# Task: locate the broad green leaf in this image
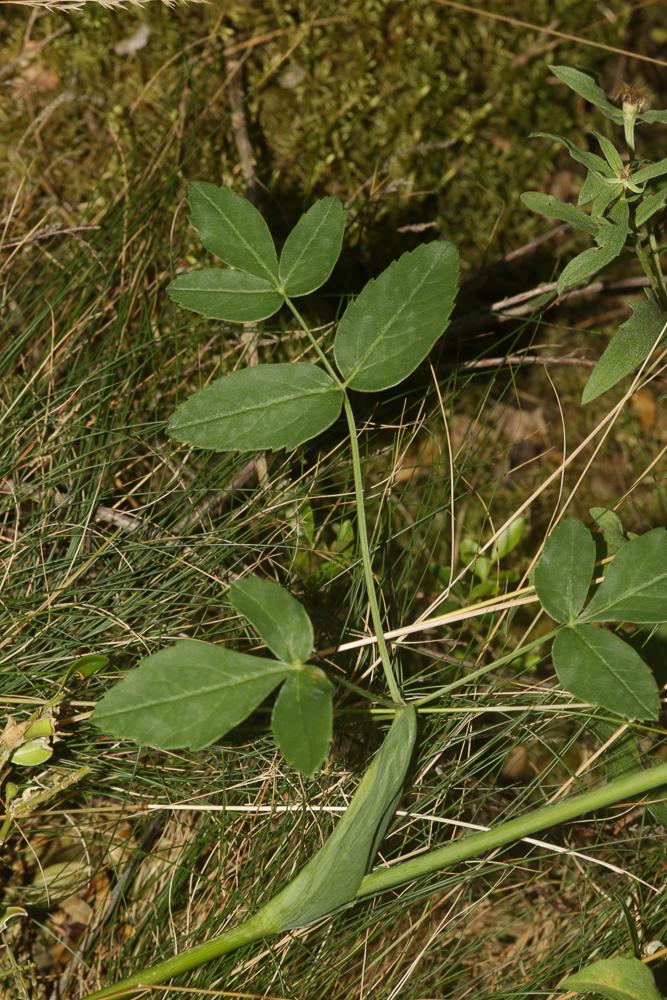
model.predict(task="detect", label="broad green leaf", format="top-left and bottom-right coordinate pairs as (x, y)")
top-left (255, 706), bottom-right (416, 932)
top-left (579, 170), bottom-right (611, 206)
top-left (550, 66), bottom-right (624, 124)
top-left (534, 519), bottom-right (596, 624)
top-left (188, 182), bottom-right (279, 281)
top-left (636, 185), bottom-right (667, 226)
top-left (168, 270), bottom-right (284, 322)
top-left (279, 197), bottom-right (345, 297)
top-left (632, 156), bottom-right (667, 186)
top-left (92, 640), bottom-right (289, 750)
top-left (168, 363), bottom-right (344, 452)
top-left (557, 200), bottom-right (628, 295)
top-left (589, 507), bottom-right (627, 555)
top-left (532, 131), bottom-right (612, 177)
top-left (272, 667), bottom-right (333, 775)
top-left (582, 528), bottom-right (667, 624)
top-left (334, 242), bottom-right (459, 391)
top-left (229, 575), bottom-right (314, 664)
top-left (562, 956), bottom-right (662, 1000)
top-left (591, 131), bottom-right (624, 174)
top-left (590, 182), bottom-right (624, 219)
top-left (552, 625), bottom-right (659, 719)
top-left (520, 192), bottom-right (599, 236)
top-left (582, 294), bottom-right (667, 403)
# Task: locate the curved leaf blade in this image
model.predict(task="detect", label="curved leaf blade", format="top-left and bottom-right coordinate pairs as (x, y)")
top-left (229, 575), bottom-right (314, 664)
top-left (557, 200), bottom-right (628, 295)
top-left (91, 640), bottom-right (289, 750)
top-left (168, 270), bottom-right (284, 322)
top-left (257, 706), bottom-right (417, 931)
top-left (552, 625), bottom-right (659, 720)
top-left (279, 197), bottom-right (345, 297)
top-left (534, 518), bottom-right (596, 624)
top-left (272, 667), bottom-right (333, 775)
top-left (168, 363), bottom-right (344, 452)
top-left (532, 131), bottom-right (612, 176)
top-left (582, 294), bottom-right (667, 403)
top-left (334, 242), bottom-right (459, 391)
top-left (188, 182), bottom-right (279, 281)
top-left (582, 528), bottom-right (667, 624)
top-left (549, 66), bottom-right (624, 124)
top-left (562, 956), bottom-right (662, 1000)
top-left (521, 192), bottom-right (599, 236)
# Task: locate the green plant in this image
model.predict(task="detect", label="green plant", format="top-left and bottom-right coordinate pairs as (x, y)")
top-left (82, 134), bottom-right (667, 994)
top-left (521, 65), bottom-right (667, 403)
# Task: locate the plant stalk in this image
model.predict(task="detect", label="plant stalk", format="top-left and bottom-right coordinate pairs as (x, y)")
top-left (81, 761), bottom-right (667, 999)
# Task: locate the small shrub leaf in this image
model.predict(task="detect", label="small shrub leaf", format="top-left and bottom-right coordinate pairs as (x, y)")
top-left (631, 156), bottom-right (667, 185)
top-left (562, 956), bottom-right (662, 1000)
top-left (549, 66), bottom-right (624, 124)
top-left (167, 363), bottom-right (344, 452)
top-left (92, 640), bottom-right (289, 750)
top-left (590, 131), bottom-right (624, 174)
top-left (641, 109), bottom-right (667, 124)
top-left (271, 668), bottom-right (333, 775)
top-left (534, 518), bottom-right (596, 623)
top-left (229, 575), bottom-right (314, 664)
top-left (531, 131), bottom-right (612, 176)
top-left (334, 242), bottom-right (459, 391)
top-left (188, 182), bottom-right (279, 281)
top-left (255, 706), bottom-right (416, 931)
top-left (582, 293), bottom-right (667, 403)
top-left (557, 200), bottom-right (628, 295)
top-left (552, 625), bottom-right (659, 719)
top-left (279, 197), bottom-right (345, 296)
top-left (168, 270), bottom-right (284, 322)
top-left (520, 192), bottom-right (599, 236)
top-left (636, 185), bottom-right (667, 226)
top-left (582, 528), bottom-right (667, 624)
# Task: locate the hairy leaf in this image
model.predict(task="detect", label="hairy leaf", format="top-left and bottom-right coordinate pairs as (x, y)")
top-left (229, 575), bottom-right (314, 664)
top-left (641, 108), bottom-right (667, 124)
top-left (591, 131), bottom-right (624, 174)
top-left (272, 668), bottom-right (333, 775)
top-left (168, 363), bottom-right (344, 452)
top-left (636, 185), bottom-right (667, 226)
top-left (92, 640), bottom-right (289, 750)
top-left (334, 242), bottom-right (459, 391)
top-left (256, 706), bottom-right (417, 931)
top-left (632, 157), bottom-right (667, 185)
top-left (552, 626), bottom-right (659, 720)
top-left (188, 182), bottom-right (279, 281)
top-left (280, 197), bottom-right (345, 297)
top-left (521, 192), bottom-right (599, 235)
top-left (582, 294), bottom-right (667, 403)
top-left (550, 65), bottom-right (624, 124)
top-left (532, 131), bottom-right (612, 177)
top-left (534, 519), bottom-right (596, 623)
top-left (168, 270), bottom-right (283, 322)
top-left (582, 528), bottom-right (667, 624)
top-left (558, 200), bottom-right (628, 294)
top-left (562, 956), bottom-right (662, 1000)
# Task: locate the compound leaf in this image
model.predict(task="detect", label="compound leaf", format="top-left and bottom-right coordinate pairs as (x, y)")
top-left (582, 293), bottom-right (667, 403)
top-left (92, 639), bottom-right (289, 750)
top-left (168, 363), bottom-right (344, 452)
top-left (229, 575), bottom-right (314, 665)
top-left (272, 667), bottom-right (333, 775)
top-left (168, 270), bottom-right (283, 322)
top-left (534, 518), bottom-right (596, 624)
top-left (552, 625), bottom-right (659, 720)
top-left (582, 528), bottom-right (667, 624)
top-left (188, 181), bottom-right (279, 281)
top-left (562, 956), bottom-right (662, 1000)
top-left (334, 242), bottom-right (459, 391)
top-left (557, 200), bottom-right (628, 295)
top-left (550, 65), bottom-right (624, 124)
top-left (521, 192), bottom-right (599, 236)
top-left (257, 706), bottom-right (417, 932)
top-left (280, 197), bottom-right (345, 297)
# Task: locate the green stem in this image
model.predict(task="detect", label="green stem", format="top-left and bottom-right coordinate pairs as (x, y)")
top-left (647, 226), bottom-right (667, 310)
top-left (284, 297), bottom-right (402, 704)
top-left (81, 761), bottom-right (667, 999)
